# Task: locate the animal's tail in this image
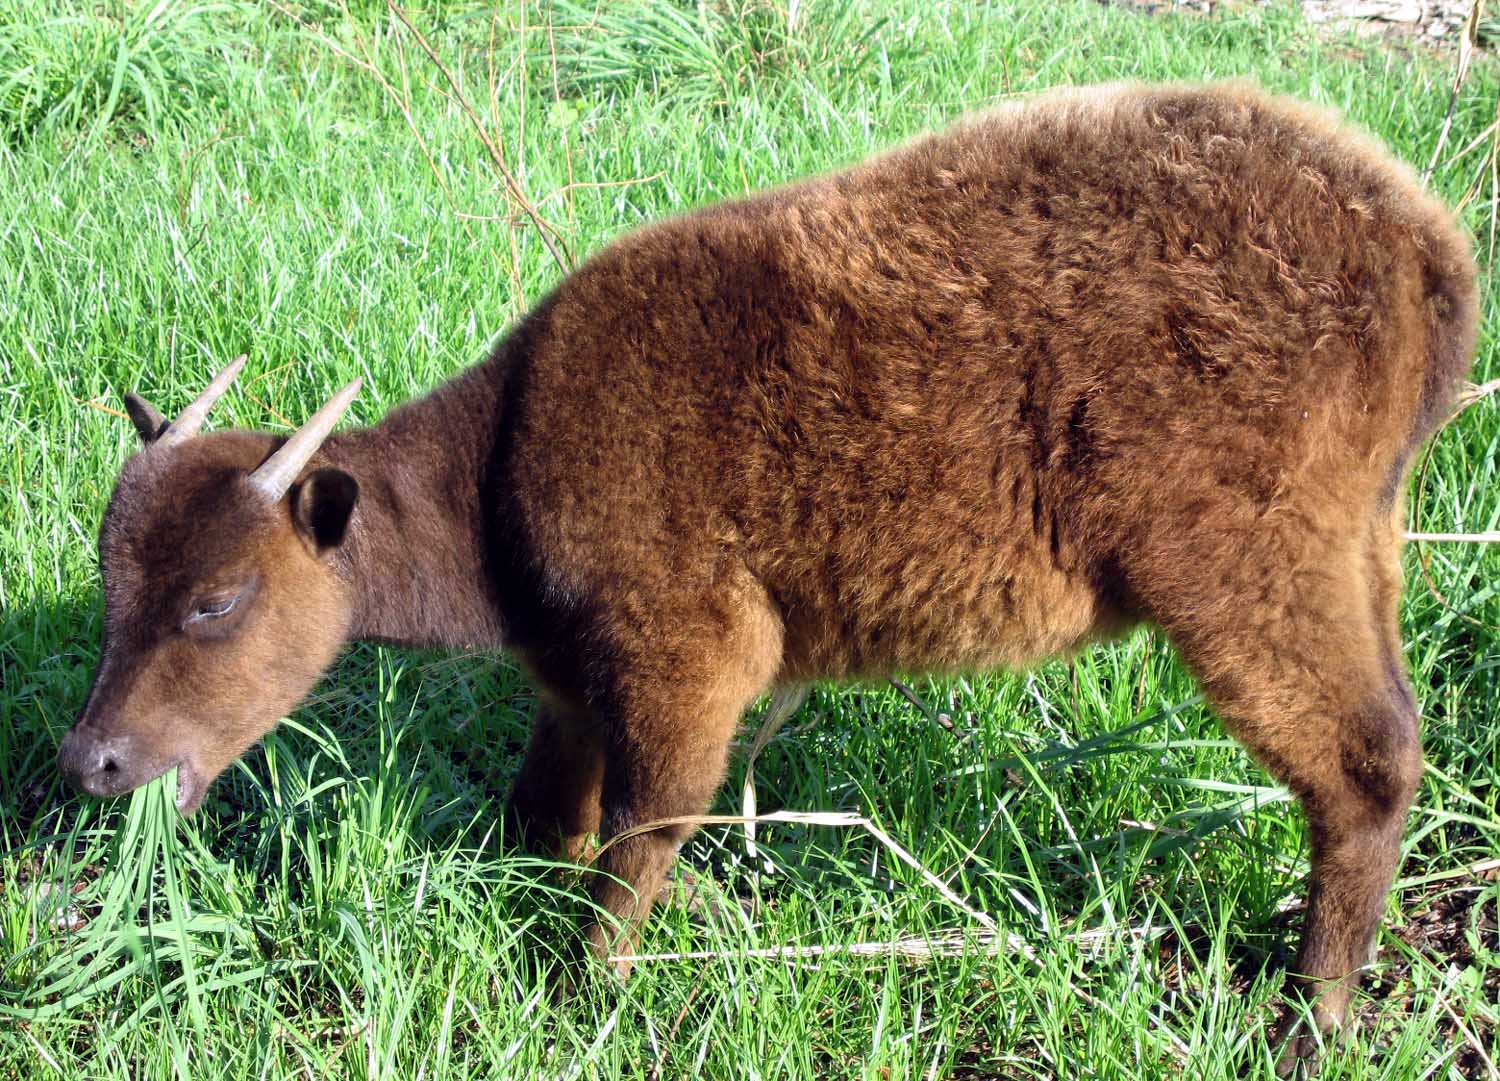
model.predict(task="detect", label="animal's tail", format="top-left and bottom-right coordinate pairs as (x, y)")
top-left (1409, 231), bottom-right (1480, 448)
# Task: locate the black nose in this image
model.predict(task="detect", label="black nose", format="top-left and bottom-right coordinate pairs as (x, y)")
top-left (58, 728), bottom-right (139, 797)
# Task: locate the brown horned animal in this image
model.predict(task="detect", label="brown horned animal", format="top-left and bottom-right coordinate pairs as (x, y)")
top-left (60, 83), bottom-right (1476, 1071)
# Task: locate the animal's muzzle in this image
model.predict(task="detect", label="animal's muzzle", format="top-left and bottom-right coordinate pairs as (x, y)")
top-left (58, 727), bottom-right (150, 797)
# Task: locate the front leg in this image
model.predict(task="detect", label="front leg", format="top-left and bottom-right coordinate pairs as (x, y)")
top-left (584, 585), bottom-right (784, 972)
top-left (505, 694), bottom-right (605, 862)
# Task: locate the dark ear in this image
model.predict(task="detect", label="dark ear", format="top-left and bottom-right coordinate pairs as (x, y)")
top-left (291, 468), bottom-right (359, 552)
top-left (123, 393), bottom-right (168, 444)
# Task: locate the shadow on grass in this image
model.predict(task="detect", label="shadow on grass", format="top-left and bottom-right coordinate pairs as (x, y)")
top-left (0, 592), bottom-right (98, 836)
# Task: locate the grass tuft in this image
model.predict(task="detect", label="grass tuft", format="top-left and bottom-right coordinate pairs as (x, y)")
top-left (0, 0), bottom-right (248, 146)
top-left (548, 0), bottom-right (890, 105)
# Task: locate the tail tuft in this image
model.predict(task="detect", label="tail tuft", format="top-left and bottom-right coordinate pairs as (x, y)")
top-left (1413, 248), bottom-right (1480, 442)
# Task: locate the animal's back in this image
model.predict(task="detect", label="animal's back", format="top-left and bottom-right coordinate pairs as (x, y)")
top-left (505, 81), bottom-right (1477, 680)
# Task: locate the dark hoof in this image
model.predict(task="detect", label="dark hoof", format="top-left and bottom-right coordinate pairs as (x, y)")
top-left (1270, 1011), bottom-right (1341, 1078)
top-left (1273, 1026), bottom-right (1321, 1078)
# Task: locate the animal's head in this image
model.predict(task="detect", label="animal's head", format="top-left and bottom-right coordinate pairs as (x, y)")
top-left (59, 358), bottom-right (364, 813)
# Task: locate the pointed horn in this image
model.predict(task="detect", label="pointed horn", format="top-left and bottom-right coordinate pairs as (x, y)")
top-left (247, 377), bottom-right (362, 502)
top-left (156, 354), bottom-right (247, 449)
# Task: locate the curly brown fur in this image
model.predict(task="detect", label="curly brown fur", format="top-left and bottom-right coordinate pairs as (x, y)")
top-left (62, 82), bottom-right (1477, 1071)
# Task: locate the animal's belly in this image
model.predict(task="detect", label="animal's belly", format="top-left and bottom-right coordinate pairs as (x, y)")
top-left (771, 549), bottom-right (1114, 682)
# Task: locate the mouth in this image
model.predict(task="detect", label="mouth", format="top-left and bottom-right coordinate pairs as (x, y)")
top-left (172, 760), bottom-right (210, 814)
top-left (138, 758), bottom-right (211, 814)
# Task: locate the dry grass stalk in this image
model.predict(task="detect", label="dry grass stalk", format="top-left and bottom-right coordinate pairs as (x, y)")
top-left (889, 677), bottom-right (957, 731)
top-left (264, 0), bottom-right (510, 294)
top-left (269, 0), bottom-right (575, 310)
top-left (1399, 855), bottom-right (1500, 889)
top-left (739, 685), bottom-right (810, 867)
top-left (622, 922), bottom-right (1172, 966)
top-left (1424, 0), bottom-right (1485, 184)
top-left (1438, 991), bottom-right (1498, 1079)
top-left (621, 929), bottom-right (1016, 965)
top-left (596, 808), bottom-right (1005, 937)
top-left (385, 2), bottom-right (574, 275)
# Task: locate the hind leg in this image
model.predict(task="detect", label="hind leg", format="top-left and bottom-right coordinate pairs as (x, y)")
top-left (1133, 520), bottom-right (1421, 1071)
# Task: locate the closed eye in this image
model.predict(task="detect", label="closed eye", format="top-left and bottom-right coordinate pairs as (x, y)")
top-left (181, 577), bottom-right (258, 635)
top-left (188, 595), bottom-right (238, 623)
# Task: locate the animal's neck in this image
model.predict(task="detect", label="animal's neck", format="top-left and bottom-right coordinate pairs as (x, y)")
top-left (321, 360), bottom-right (509, 650)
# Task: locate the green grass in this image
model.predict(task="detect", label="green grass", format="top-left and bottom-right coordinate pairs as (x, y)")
top-left (2, 1), bottom-right (1498, 1077)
